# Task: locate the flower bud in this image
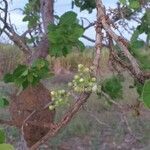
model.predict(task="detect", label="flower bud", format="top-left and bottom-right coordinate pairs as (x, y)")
top-left (84, 67), bottom-right (90, 72)
top-left (51, 91), bottom-right (55, 96)
top-left (78, 64), bottom-right (84, 69)
top-left (49, 105), bottom-right (55, 110)
top-left (60, 90), bottom-right (65, 94)
top-left (92, 84), bottom-right (98, 92)
top-left (79, 78), bottom-right (84, 82)
top-left (74, 75), bottom-right (79, 80)
top-left (68, 82), bottom-right (72, 87)
top-left (91, 77), bottom-right (96, 82)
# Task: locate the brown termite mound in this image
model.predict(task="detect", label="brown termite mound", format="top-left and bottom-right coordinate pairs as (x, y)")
top-left (9, 83), bottom-right (55, 147)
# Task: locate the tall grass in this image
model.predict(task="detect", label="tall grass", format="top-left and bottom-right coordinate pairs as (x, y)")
top-left (46, 49), bottom-right (93, 73)
top-left (0, 44), bottom-right (24, 79)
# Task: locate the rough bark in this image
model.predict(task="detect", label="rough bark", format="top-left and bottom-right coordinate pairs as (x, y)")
top-left (40, 0), bottom-right (54, 33)
top-left (28, 0), bottom-right (54, 63)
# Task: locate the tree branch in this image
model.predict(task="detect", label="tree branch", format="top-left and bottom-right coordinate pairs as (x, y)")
top-left (0, 0), bottom-right (8, 35)
top-left (82, 35), bottom-right (95, 43)
top-left (29, 92), bottom-right (90, 150)
top-left (97, 0), bottom-right (148, 84)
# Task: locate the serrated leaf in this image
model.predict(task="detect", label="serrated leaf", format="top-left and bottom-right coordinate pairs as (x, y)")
top-left (59, 11), bottom-right (77, 24)
top-left (142, 80), bottom-right (150, 108)
top-left (48, 11), bottom-right (85, 57)
top-left (13, 65), bottom-right (28, 78)
top-left (21, 69), bottom-right (29, 76)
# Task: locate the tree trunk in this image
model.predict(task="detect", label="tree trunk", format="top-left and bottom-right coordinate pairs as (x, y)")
top-left (9, 0), bottom-right (56, 148)
top-left (29, 0), bottom-right (54, 63)
top-left (40, 0), bottom-right (54, 33)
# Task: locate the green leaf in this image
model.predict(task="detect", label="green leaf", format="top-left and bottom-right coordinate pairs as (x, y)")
top-left (0, 144), bottom-right (14, 150)
top-left (102, 76), bottom-right (123, 99)
top-left (21, 69), bottom-right (29, 76)
top-left (48, 11), bottom-right (85, 57)
top-left (3, 74), bottom-right (14, 83)
top-left (0, 129), bottom-right (5, 144)
top-left (129, 0), bottom-right (140, 9)
top-left (142, 80), bottom-right (150, 108)
top-left (131, 40), bottom-right (145, 49)
top-left (13, 65), bottom-right (28, 78)
top-left (73, 0), bottom-right (96, 13)
top-left (76, 40), bottom-right (85, 51)
top-left (120, 0), bottom-right (127, 5)
top-left (59, 11), bottom-right (77, 24)
top-left (0, 98), bottom-right (9, 108)
top-left (22, 80), bottom-right (29, 90)
top-left (32, 59), bottom-right (48, 69)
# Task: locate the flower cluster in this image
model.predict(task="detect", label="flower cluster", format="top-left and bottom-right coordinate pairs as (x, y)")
top-left (68, 64), bottom-right (97, 92)
top-left (49, 64), bottom-right (99, 111)
top-left (49, 90), bottom-right (69, 110)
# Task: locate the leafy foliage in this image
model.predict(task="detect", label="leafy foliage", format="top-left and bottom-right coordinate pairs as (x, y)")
top-left (134, 80), bottom-right (144, 98)
top-left (23, 0), bottom-right (40, 28)
top-left (131, 9), bottom-right (150, 45)
top-left (129, 9), bottom-right (150, 70)
top-left (0, 129), bottom-right (5, 144)
top-left (0, 130), bottom-right (14, 150)
top-left (72, 0), bottom-right (96, 13)
top-left (119, 0), bottom-right (141, 10)
top-left (102, 76), bottom-right (123, 99)
top-left (142, 80), bottom-right (150, 108)
top-left (129, 46), bottom-right (150, 70)
top-left (4, 59), bottom-right (50, 89)
top-left (0, 97), bottom-right (9, 108)
top-left (48, 11), bottom-right (85, 57)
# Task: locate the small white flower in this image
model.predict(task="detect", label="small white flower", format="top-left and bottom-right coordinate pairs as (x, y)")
top-left (68, 82), bottom-right (72, 87)
top-left (49, 105), bottom-right (55, 110)
top-left (78, 64), bottom-right (84, 69)
top-left (84, 67), bottom-right (90, 72)
top-left (74, 75), bottom-right (79, 79)
top-left (79, 78), bottom-right (84, 82)
top-left (91, 77), bottom-right (96, 82)
top-left (60, 90), bottom-right (65, 94)
top-left (51, 91), bottom-right (55, 96)
top-left (92, 84), bottom-right (98, 92)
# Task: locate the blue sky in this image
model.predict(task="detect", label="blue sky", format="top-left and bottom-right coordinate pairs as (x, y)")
top-left (2, 0), bottom-right (132, 45)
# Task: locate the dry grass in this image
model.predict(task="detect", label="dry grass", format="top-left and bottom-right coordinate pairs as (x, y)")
top-left (0, 44), bottom-right (24, 79)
